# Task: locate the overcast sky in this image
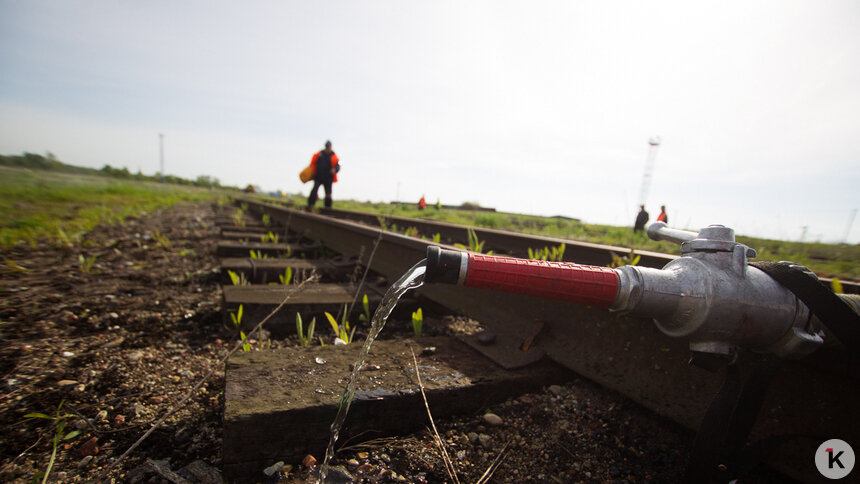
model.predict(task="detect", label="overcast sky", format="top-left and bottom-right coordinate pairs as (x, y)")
top-left (1, 1), bottom-right (858, 243)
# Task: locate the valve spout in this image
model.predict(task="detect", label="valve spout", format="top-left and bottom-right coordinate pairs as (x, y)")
top-left (647, 221), bottom-right (698, 245)
top-left (425, 246), bottom-right (620, 308)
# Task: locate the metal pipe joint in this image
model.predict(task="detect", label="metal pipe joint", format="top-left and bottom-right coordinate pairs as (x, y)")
top-left (614, 223), bottom-right (823, 358)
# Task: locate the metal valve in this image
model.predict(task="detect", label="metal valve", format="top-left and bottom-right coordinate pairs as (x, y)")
top-left (613, 222), bottom-right (824, 359)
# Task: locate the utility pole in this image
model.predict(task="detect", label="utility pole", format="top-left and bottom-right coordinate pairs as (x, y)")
top-left (843, 208), bottom-right (858, 244)
top-left (159, 133), bottom-right (165, 183)
top-left (638, 137), bottom-right (661, 207)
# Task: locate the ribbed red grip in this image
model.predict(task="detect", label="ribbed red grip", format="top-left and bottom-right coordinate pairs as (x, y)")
top-left (464, 254), bottom-right (619, 307)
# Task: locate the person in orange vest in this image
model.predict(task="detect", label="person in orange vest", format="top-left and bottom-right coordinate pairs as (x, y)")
top-left (418, 195), bottom-right (426, 210)
top-left (307, 140), bottom-right (340, 208)
top-left (657, 205), bottom-right (668, 224)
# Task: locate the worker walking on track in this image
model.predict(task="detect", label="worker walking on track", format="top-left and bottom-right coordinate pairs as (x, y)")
top-left (307, 140), bottom-right (340, 208)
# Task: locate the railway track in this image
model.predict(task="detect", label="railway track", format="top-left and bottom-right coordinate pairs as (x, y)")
top-left (218, 198), bottom-right (859, 482)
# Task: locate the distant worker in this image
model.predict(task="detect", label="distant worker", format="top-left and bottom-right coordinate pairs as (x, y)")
top-left (307, 140), bottom-right (340, 208)
top-left (657, 205), bottom-right (668, 224)
top-left (435, 198), bottom-right (441, 211)
top-left (634, 205), bottom-right (649, 232)
top-left (418, 195), bottom-right (426, 210)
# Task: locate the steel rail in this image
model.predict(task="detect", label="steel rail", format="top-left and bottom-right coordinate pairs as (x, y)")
top-left (319, 207), bottom-right (677, 268)
top-left (241, 198), bottom-right (858, 482)
top-left (314, 205), bottom-right (860, 295)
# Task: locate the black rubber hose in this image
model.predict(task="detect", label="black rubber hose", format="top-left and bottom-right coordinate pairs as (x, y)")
top-left (425, 246), bottom-right (464, 284)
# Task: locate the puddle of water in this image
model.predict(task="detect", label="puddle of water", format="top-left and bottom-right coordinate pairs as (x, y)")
top-left (317, 259), bottom-right (427, 483)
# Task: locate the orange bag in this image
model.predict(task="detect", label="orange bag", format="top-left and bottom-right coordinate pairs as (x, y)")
top-left (299, 164), bottom-right (314, 183)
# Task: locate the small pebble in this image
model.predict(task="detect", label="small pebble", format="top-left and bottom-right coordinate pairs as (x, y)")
top-left (302, 454), bottom-right (317, 468)
top-left (57, 380), bottom-right (78, 390)
top-left (262, 461), bottom-right (284, 477)
top-left (78, 455), bottom-right (94, 469)
top-left (548, 385), bottom-right (564, 396)
top-left (357, 451), bottom-right (369, 459)
top-left (346, 458), bottom-right (359, 470)
top-left (78, 437), bottom-right (99, 457)
top-left (482, 413), bottom-right (503, 426)
top-left (478, 433), bottom-right (492, 449)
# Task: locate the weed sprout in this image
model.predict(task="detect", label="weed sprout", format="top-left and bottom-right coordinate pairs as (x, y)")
top-left (229, 305), bottom-right (250, 352)
top-left (296, 313), bottom-right (316, 346)
top-left (24, 400), bottom-right (82, 484)
top-left (412, 308), bottom-right (423, 338)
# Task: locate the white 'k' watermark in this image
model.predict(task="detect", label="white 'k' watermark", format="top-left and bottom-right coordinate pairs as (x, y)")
top-left (815, 439), bottom-right (855, 480)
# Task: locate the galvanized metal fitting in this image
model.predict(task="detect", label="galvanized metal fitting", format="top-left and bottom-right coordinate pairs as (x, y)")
top-left (612, 223), bottom-right (824, 359)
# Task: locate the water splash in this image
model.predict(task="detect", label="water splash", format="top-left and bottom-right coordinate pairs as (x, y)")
top-left (317, 259), bottom-right (427, 483)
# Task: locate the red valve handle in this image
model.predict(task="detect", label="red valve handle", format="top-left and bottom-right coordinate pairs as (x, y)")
top-left (464, 253), bottom-right (619, 307)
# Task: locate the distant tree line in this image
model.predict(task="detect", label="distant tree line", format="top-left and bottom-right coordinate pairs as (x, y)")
top-left (0, 152), bottom-right (225, 188)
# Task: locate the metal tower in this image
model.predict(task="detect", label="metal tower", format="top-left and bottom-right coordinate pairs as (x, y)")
top-left (159, 133), bottom-right (165, 183)
top-left (638, 136), bottom-right (661, 206)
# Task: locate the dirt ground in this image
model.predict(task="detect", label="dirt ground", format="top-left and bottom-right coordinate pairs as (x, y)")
top-left (0, 201), bottom-right (786, 483)
top-left (1, 202), bottom-right (227, 482)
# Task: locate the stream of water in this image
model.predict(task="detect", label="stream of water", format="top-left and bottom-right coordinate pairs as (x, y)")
top-left (317, 259), bottom-right (427, 483)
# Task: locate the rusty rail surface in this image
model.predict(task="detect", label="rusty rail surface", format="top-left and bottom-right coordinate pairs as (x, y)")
top-left (239, 198), bottom-right (858, 482)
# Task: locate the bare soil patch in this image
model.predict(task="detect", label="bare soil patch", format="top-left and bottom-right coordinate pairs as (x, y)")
top-left (1, 201), bottom-right (226, 482)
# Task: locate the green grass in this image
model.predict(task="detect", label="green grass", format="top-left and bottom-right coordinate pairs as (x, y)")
top-left (0, 166), bottom-right (218, 248)
top-left (257, 192), bottom-right (859, 280)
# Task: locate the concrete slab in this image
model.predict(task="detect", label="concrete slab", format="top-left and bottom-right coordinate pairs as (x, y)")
top-left (220, 258), bottom-right (349, 284)
top-left (222, 283), bottom-right (384, 336)
top-left (220, 230), bottom-right (277, 241)
top-left (223, 283), bottom-right (375, 306)
top-left (216, 240), bottom-right (316, 258)
top-left (218, 224), bottom-right (274, 234)
top-left (222, 336), bottom-right (574, 482)
top-left (214, 218), bottom-right (268, 228)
